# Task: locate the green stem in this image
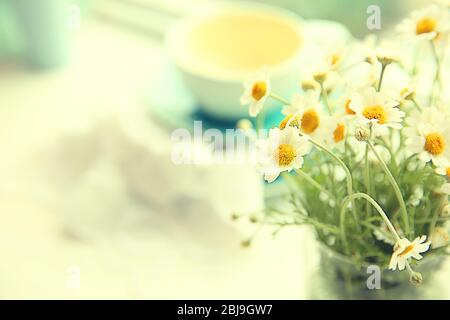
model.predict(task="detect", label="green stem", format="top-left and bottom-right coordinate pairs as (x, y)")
top-left (306, 136), bottom-right (357, 223)
top-left (412, 98), bottom-right (423, 112)
top-left (429, 40), bottom-right (441, 105)
top-left (364, 144), bottom-right (372, 217)
top-left (295, 169), bottom-right (336, 201)
top-left (320, 83), bottom-right (332, 114)
top-left (256, 108), bottom-right (266, 131)
top-left (269, 93), bottom-right (290, 105)
top-left (340, 192), bottom-right (401, 254)
top-left (367, 141), bottom-right (410, 236)
top-left (377, 63), bottom-right (387, 92)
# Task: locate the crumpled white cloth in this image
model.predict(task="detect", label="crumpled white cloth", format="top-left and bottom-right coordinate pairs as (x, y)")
top-left (34, 110), bottom-right (264, 259)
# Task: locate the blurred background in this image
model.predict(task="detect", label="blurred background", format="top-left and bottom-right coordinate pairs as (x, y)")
top-left (0, 0), bottom-right (446, 299)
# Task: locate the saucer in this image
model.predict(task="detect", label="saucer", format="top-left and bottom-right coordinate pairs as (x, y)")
top-left (147, 59), bottom-right (285, 132)
top-left (147, 19), bottom-right (351, 131)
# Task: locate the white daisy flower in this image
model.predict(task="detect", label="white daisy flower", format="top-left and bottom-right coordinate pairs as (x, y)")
top-left (256, 126), bottom-right (311, 183)
top-left (280, 92), bottom-right (328, 143)
top-left (336, 85), bottom-right (365, 119)
top-left (240, 67), bottom-right (271, 117)
top-left (397, 5), bottom-right (450, 40)
top-left (389, 235), bottom-right (431, 271)
top-left (318, 116), bottom-right (347, 152)
top-left (405, 105), bottom-right (450, 134)
top-left (349, 87), bottom-right (404, 136)
top-left (430, 227), bottom-right (449, 249)
top-left (325, 46), bottom-right (348, 71)
top-left (406, 121), bottom-right (450, 167)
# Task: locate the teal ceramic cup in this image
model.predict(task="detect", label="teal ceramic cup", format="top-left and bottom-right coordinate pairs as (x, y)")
top-left (9, 0), bottom-right (69, 69)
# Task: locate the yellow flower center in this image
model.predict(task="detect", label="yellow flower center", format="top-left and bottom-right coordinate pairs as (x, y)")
top-left (301, 109), bottom-right (320, 134)
top-left (398, 244), bottom-right (415, 257)
top-left (416, 17), bottom-right (436, 35)
top-left (328, 54), bottom-right (341, 67)
top-left (279, 114), bottom-right (301, 130)
top-left (251, 81), bottom-right (267, 101)
top-left (333, 123), bottom-right (346, 143)
top-left (446, 167), bottom-right (450, 178)
top-left (362, 105), bottom-right (387, 124)
top-left (424, 133), bottom-right (446, 155)
top-left (344, 99), bottom-right (356, 115)
top-left (277, 143), bottom-right (296, 166)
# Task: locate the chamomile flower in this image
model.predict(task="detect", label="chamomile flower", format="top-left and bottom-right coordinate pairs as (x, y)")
top-left (389, 235), bottom-right (431, 271)
top-left (280, 92), bottom-right (327, 143)
top-left (325, 46), bottom-right (348, 71)
top-left (319, 116), bottom-right (347, 152)
top-left (336, 85), bottom-right (363, 119)
top-left (240, 67), bottom-right (271, 117)
top-left (406, 121), bottom-right (450, 167)
top-left (397, 5), bottom-right (450, 40)
top-left (256, 126), bottom-right (311, 183)
top-left (349, 87), bottom-right (404, 136)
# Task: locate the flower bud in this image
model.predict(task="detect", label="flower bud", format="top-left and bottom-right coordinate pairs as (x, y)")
top-left (400, 87), bottom-right (415, 101)
top-left (409, 271), bottom-right (423, 286)
top-left (376, 49), bottom-right (396, 66)
top-left (313, 71), bottom-right (327, 84)
top-left (301, 79), bottom-right (318, 91)
top-left (355, 126), bottom-right (370, 142)
top-left (241, 239), bottom-right (251, 248)
top-left (230, 213), bottom-right (240, 221)
top-left (377, 55), bottom-right (393, 66)
top-left (236, 119), bottom-right (253, 131)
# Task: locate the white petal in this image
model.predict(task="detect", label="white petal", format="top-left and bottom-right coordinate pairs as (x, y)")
top-left (293, 156), bottom-right (304, 169)
top-left (398, 257), bottom-right (407, 271)
top-left (408, 136), bottom-right (425, 153)
top-left (418, 151), bottom-right (431, 163)
top-left (412, 252), bottom-right (423, 260)
top-left (389, 254), bottom-right (398, 270)
top-left (240, 92), bottom-right (252, 105)
top-left (249, 100), bottom-right (264, 117)
top-left (264, 172), bottom-right (280, 183)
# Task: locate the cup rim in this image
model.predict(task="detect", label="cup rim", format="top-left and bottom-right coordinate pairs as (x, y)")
top-left (165, 1), bottom-right (304, 83)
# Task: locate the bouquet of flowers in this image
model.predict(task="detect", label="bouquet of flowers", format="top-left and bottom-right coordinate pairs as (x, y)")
top-left (237, 3), bottom-right (450, 292)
